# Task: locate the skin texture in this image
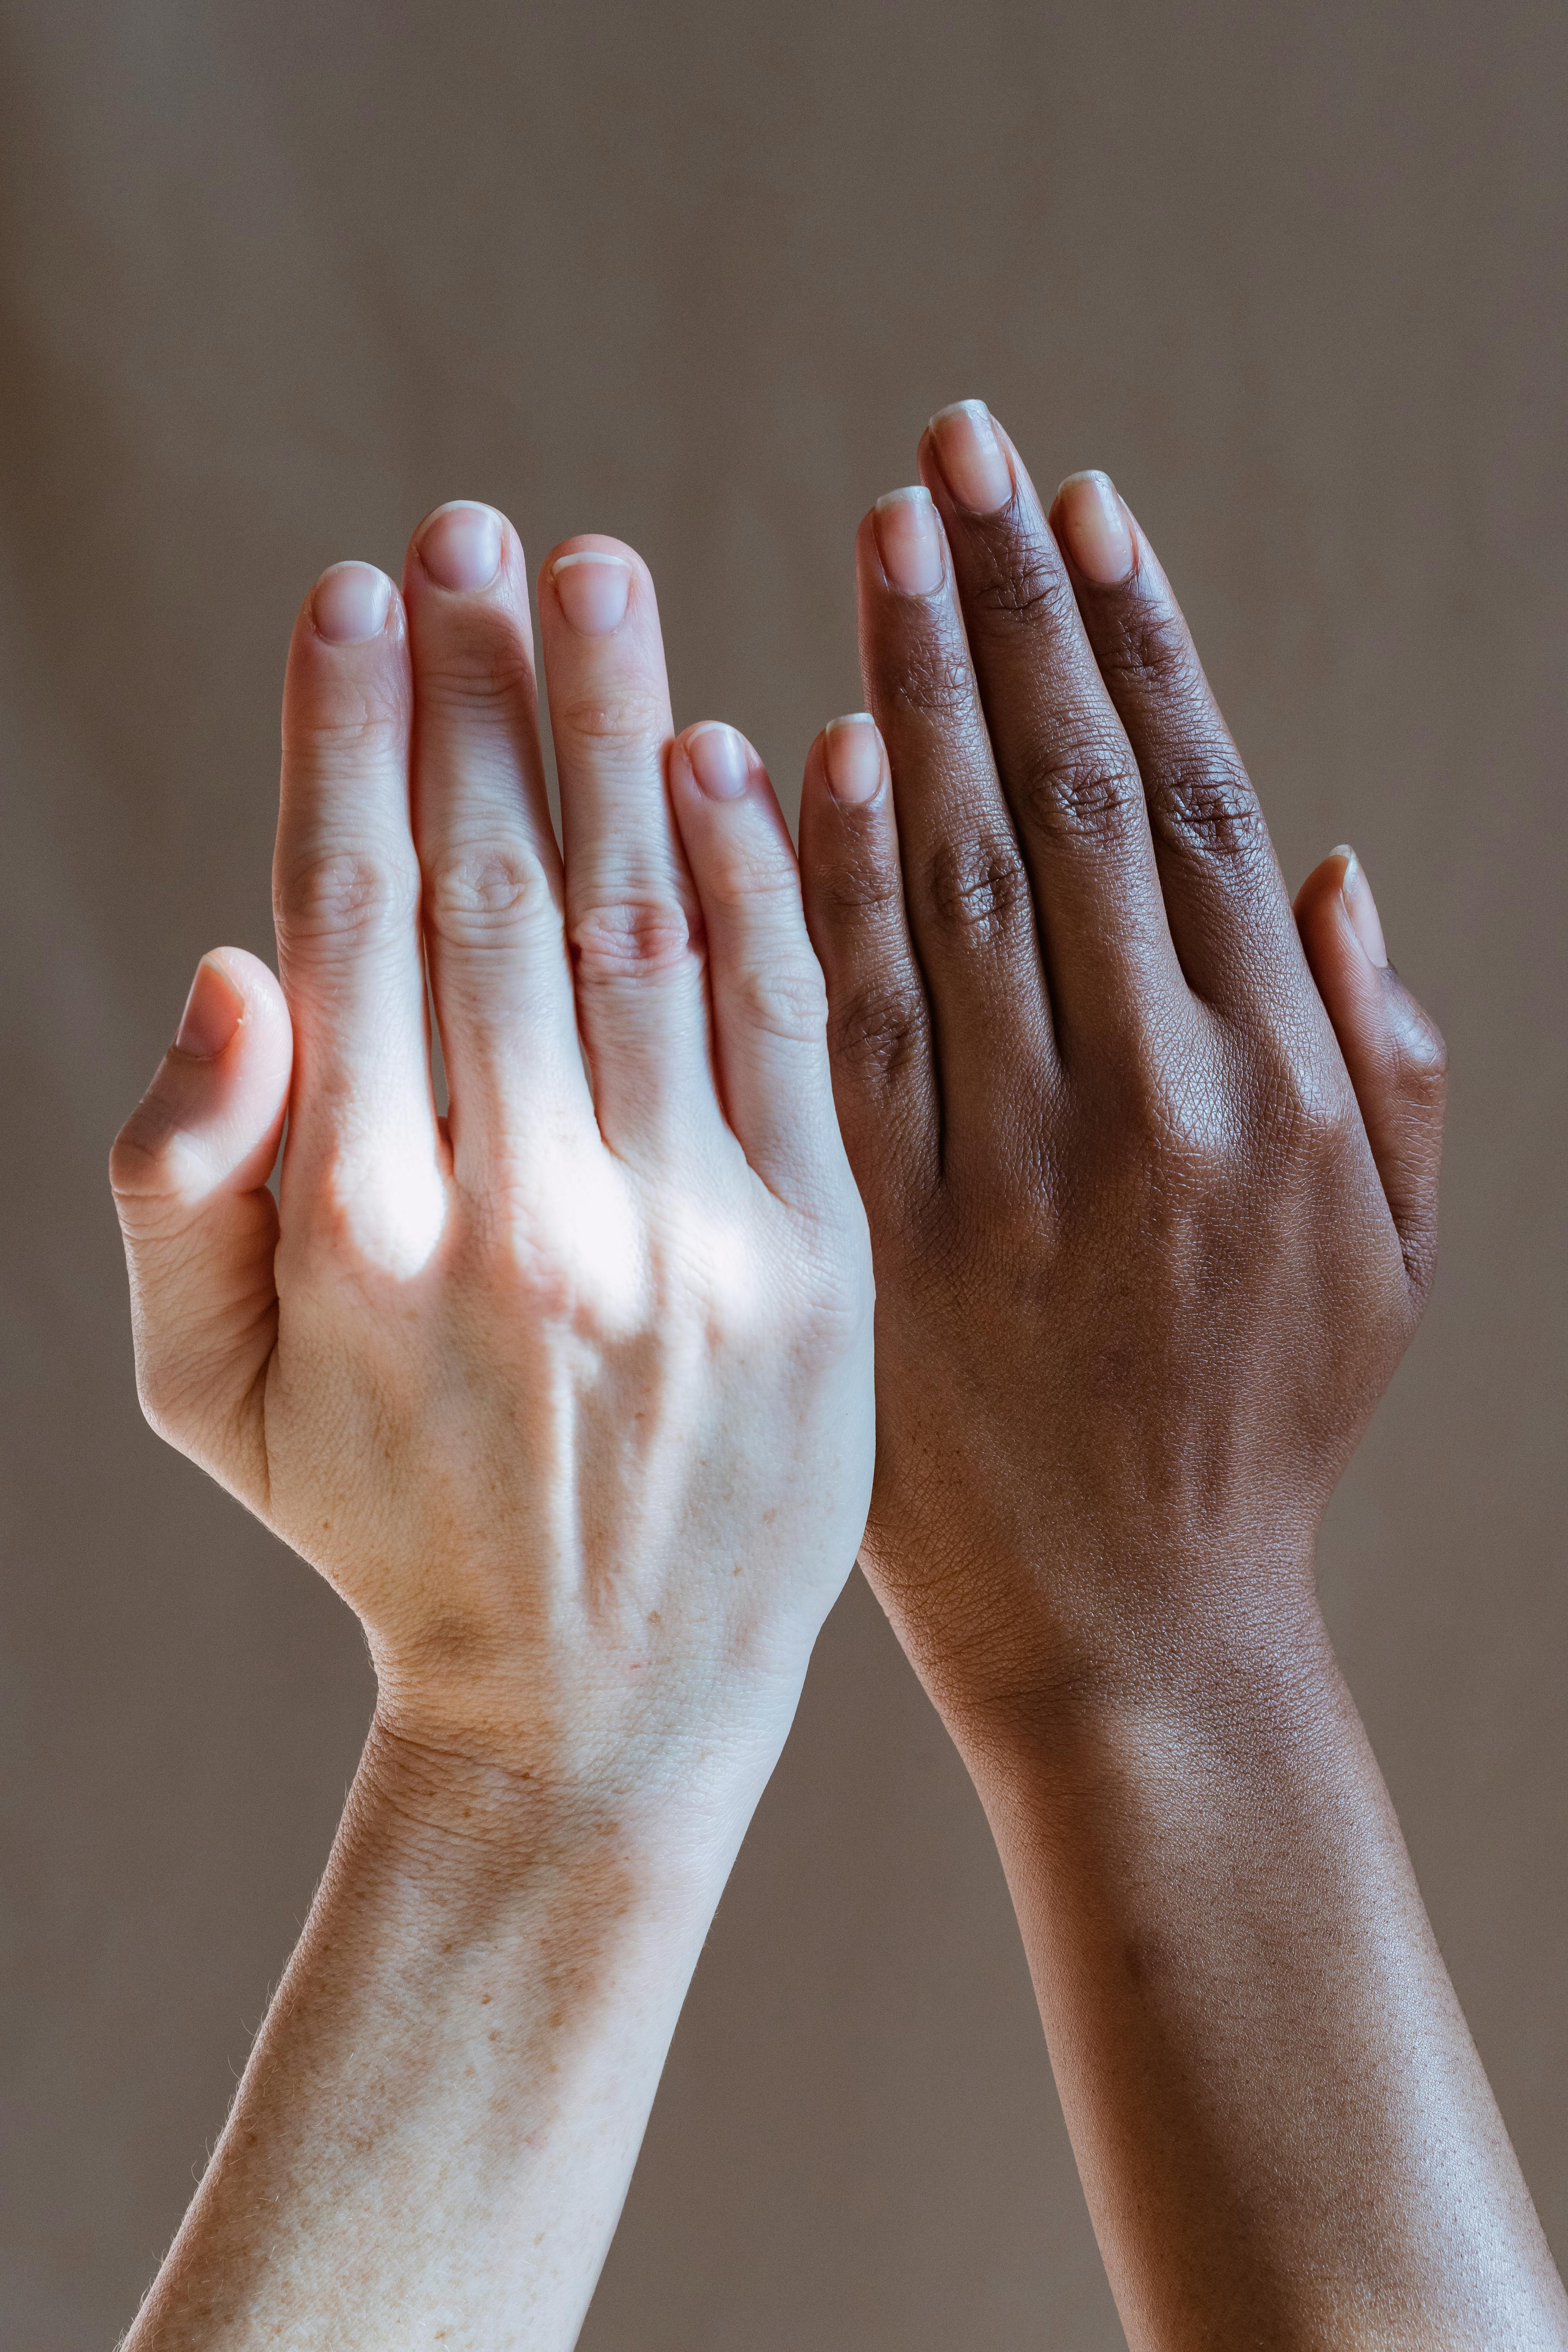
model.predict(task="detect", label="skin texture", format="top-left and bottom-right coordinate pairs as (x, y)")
top-left (799, 412), bottom-right (1568, 2349)
top-left (109, 503), bottom-right (873, 2349)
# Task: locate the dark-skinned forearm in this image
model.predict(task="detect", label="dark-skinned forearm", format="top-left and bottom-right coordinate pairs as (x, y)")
top-left (950, 1590), bottom-right (1568, 2352)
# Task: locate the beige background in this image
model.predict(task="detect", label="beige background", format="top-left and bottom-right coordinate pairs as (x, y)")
top-left (2, 2), bottom-right (1564, 2344)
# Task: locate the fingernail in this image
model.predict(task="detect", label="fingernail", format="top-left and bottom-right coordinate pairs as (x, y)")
top-left (686, 721), bottom-right (753, 801)
top-left (552, 551), bottom-right (632, 635)
top-left (1055, 472), bottom-right (1136, 586)
top-left (417, 502), bottom-right (503, 593)
top-left (1336, 846), bottom-right (1389, 968)
top-left (928, 400), bottom-right (1013, 515)
top-left (873, 487), bottom-right (945, 597)
top-left (312, 562), bottom-right (393, 644)
top-left (175, 956), bottom-right (245, 1059)
top-left (823, 713), bottom-right (884, 806)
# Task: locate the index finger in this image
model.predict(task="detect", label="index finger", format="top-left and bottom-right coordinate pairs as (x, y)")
top-left (273, 564), bottom-right (443, 1258)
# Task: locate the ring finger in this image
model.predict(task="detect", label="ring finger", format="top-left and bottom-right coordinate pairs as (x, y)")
top-left (539, 537), bottom-right (719, 1161)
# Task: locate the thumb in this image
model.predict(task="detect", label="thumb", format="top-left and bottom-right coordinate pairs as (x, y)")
top-left (1295, 847), bottom-right (1447, 1302)
top-left (110, 947), bottom-right (292, 1505)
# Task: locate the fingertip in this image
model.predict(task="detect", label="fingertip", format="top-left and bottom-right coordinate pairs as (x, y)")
top-left (851, 503), bottom-right (888, 592)
top-left (174, 954), bottom-right (247, 1060)
top-left (284, 568), bottom-right (410, 741)
top-left (924, 401), bottom-right (1015, 518)
top-left (678, 720), bottom-right (760, 804)
top-left (1051, 471), bottom-right (1138, 588)
top-left (199, 947), bottom-right (294, 1062)
top-left (309, 561), bottom-right (397, 646)
top-left (1295, 848), bottom-right (1383, 1020)
top-left (869, 485), bottom-right (947, 598)
top-left (1296, 846), bottom-right (1388, 978)
top-left (544, 530), bottom-right (644, 571)
top-left (1295, 843), bottom-right (1354, 903)
top-left (1294, 846), bottom-right (1351, 936)
top-left (1336, 846), bottom-right (1390, 968)
top-left (542, 535), bottom-right (650, 636)
top-left (1296, 843), bottom-right (1445, 1292)
top-left (800, 725), bottom-right (834, 809)
top-left (113, 950), bottom-right (293, 1221)
top-left (797, 730), bottom-right (833, 855)
top-left (821, 713), bottom-right (886, 808)
top-left (410, 501), bottom-right (507, 595)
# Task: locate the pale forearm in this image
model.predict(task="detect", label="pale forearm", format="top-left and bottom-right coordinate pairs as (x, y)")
top-left (125, 1720), bottom-right (753, 2352)
top-left (957, 1604), bottom-right (1566, 2351)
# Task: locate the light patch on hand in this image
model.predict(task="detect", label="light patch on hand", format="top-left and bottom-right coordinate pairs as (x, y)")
top-left (336, 1134), bottom-right (451, 1278)
top-left (516, 1147), bottom-right (651, 1333)
top-left (682, 1202), bottom-right (768, 1334)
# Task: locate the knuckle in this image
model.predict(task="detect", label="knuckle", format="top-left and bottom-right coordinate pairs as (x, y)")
top-left (570, 893), bottom-right (693, 981)
top-left (412, 636), bottom-right (534, 718)
top-left (1151, 754), bottom-right (1267, 860)
top-left (921, 829), bottom-right (1029, 945)
top-left (814, 849), bottom-right (904, 932)
top-left (550, 683), bottom-right (667, 747)
top-left (699, 841), bottom-right (800, 917)
top-left (1278, 1079), bottom-right (1357, 1169)
top-left (109, 1111), bottom-right (169, 1206)
top-left (731, 956), bottom-right (829, 1043)
top-left (828, 978), bottom-right (927, 1086)
top-left (1109, 1031), bottom-right (1239, 1186)
top-left (969, 537), bottom-right (1074, 634)
top-left (109, 1103), bottom-right (199, 1238)
top-left (1097, 596), bottom-right (1194, 691)
top-left (275, 846), bottom-right (421, 947)
top-left (1092, 606), bottom-right (1269, 862)
top-left (1238, 1033), bottom-right (1358, 1162)
top-left (424, 848), bottom-right (554, 942)
top-left (888, 638), bottom-right (976, 719)
top-left (1141, 1095), bottom-right (1235, 1191)
top-left (1013, 727), bottom-right (1141, 848)
top-left (286, 679), bottom-right (407, 762)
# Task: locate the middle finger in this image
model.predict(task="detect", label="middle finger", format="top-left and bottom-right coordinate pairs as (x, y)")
top-left (918, 401), bottom-right (1185, 1063)
top-left (539, 536), bottom-right (721, 1163)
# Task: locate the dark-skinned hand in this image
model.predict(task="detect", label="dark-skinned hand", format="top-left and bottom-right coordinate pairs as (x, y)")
top-left (799, 403), bottom-right (1565, 2352)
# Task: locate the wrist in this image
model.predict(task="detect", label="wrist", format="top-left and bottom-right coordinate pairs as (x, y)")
top-left (921, 1532), bottom-right (1335, 1779)
top-left (358, 1698), bottom-right (782, 1919)
top-left (956, 1617), bottom-right (1352, 1831)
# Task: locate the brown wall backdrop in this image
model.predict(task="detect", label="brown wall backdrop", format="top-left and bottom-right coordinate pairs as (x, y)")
top-left (2, 2), bottom-right (1564, 2345)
